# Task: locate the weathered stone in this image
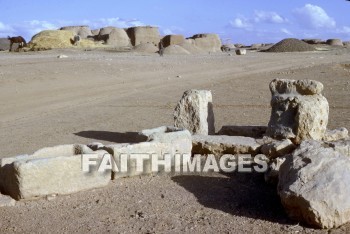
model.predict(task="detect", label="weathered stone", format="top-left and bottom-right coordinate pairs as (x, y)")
top-left (221, 44), bottom-right (235, 52)
top-left (108, 142), bottom-right (178, 178)
top-left (264, 157), bottom-right (286, 185)
top-left (278, 141), bottom-right (350, 228)
top-left (161, 35), bottom-right (185, 47)
top-left (323, 127), bottom-right (349, 142)
top-left (261, 139), bottom-right (296, 159)
top-left (0, 154), bottom-right (110, 200)
top-left (217, 125), bottom-right (267, 138)
top-left (126, 26), bottom-right (160, 46)
top-left (88, 142), bottom-right (105, 151)
top-left (235, 49), bottom-right (246, 55)
top-left (192, 135), bottom-right (261, 155)
top-left (266, 79), bottom-right (329, 144)
top-left (326, 139), bottom-right (350, 157)
top-left (174, 90), bottom-right (215, 135)
top-left (189, 34), bottom-right (222, 53)
top-left (141, 126), bottom-right (192, 155)
top-left (0, 194), bottom-right (16, 207)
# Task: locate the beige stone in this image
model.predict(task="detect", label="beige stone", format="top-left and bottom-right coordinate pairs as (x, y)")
top-left (235, 49), bottom-right (246, 55)
top-left (0, 194), bottom-right (16, 207)
top-left (192, 135), bottom-right (261, 155)
top-left (162, 35), bottom-right (185, 47)
top-left (266, 79), bottom-right (329, 144)
top-left (189, 34), bottom-right (222, 53)
top-left (126, 26), bottom-right (160, 46)
top-left (261, 139), bottom-right (296, 159)
top-left (278, 141), bottom-right (350, 228)
top-left (323, 127), bottom-right (349, 142)
top-left (174, 90), bottom-right (215, 135)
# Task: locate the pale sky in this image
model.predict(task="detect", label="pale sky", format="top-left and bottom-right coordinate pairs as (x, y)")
top-left (0, 0), bottom-right (349, 44)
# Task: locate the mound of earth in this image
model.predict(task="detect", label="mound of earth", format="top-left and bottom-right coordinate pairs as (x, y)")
top-left (30, 30), bottom-right (106, 49)
top-left (133, 43), bottom-right (158, 53)
top-left (265, 38), bottom-right (316, 52)
top-left (178, 41), bottom-right (204, 54)
top-left (163, 45), bottom-right (191, 55)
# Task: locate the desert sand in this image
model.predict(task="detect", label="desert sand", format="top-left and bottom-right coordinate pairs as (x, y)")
top-left (0, 47), bottom-right (350, 233)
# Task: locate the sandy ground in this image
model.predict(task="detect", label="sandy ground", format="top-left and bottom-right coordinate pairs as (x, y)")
top-left (0, 47), bottom-right (350, 233)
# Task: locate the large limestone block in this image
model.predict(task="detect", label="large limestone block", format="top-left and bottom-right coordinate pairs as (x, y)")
top-left (278, 141), bottom-right (350, 228)
top-left (266, 79), bottom-right (329, 144)
top-left (261, 139), bottom-right (296, 159)
top-left (174, 90), bottom-right (215, 135)
top-left (126, 26), bottom-right (160, 46)
top-left (161, 34), bottom-right (185, 47)
top-left (217, 125), bottom-right (267, 138)
top-left (141, 126), bottom-right (192, 155)
top-left (0, 154), bottom-right (110, 200)
top-left (192, 135), bottom-right (261, 155)
top-left (189, 34), bottom-right (222, 52)
top-left (108, 142), bottom-right (179, 178)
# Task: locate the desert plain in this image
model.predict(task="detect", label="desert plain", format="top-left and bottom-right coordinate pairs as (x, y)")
top-left (0, 47), bottom-right (350, 233)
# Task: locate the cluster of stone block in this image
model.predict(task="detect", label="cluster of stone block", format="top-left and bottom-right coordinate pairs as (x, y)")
top-left (1, 78), bottom-right (350, 229)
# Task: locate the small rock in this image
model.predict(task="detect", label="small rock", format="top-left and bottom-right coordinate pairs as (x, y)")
top-left (323, 127), bottom-right (349, 142)
top-left (261, 139), bottom-right (296, 159)
top-left (235, 49), bottom-right (246, 55)
top-left (57, 55), bottom-right (68, 59)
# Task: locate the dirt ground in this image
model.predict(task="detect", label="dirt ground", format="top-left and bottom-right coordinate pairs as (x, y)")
top-left (0, 47), bottom-right (349, 233)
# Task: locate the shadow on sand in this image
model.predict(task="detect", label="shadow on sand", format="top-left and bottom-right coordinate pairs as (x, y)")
top-left (74, 130), bottom-right (148, 143)
top-left (171, 171), bottom-right (292, 225)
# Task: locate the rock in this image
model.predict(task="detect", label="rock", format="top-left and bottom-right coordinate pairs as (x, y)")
top-left (141, 126), bottom-right (192, 155)
top-left (323, 127), bottom-right (349, 142)
top-left (174, 90), bottom-right (215, 135)
top-left (264, 157), bottom-right (286, 185)
top-left (344, 41), bottom-right (350, 47)
top-left (126, 26), bottom-right (160, 46)
top-left (278, 141), bottom-right (350, 228)
top-left (326, 139), bottom-right (350, 157)
top-left (161, 35), bottom-right (185, 47)
top-left (266, 79), bottom-right (329, 144)
top-left (326, 39), bottom-right (343, 46)
top-left (0, 144), bottom-right (111, 200)
top-left (60, 26), bottom-right (92, 39)
top-left (235, 49), bottom-right (246, 55)
top-left (0, 154), bottom-right (111, 200)
top-left (107, 142), bottom-right (177, 178)
top-left (57, 54), bottom-right (68, 58)
top-left (261, 139), bottom-right (296, 159)
top-left (0, 38), bottom-right (10, 51)
top-left (250, 43), bottom-right (263, 50)
top-left (91, 29), bottom-right (100, 36)
top-left (133, 43), bottom-right (158, 53)
top-left (188, 34), bottom-right (222, 53)
top-left (217, 125), bottom-right (267, 138)
top-left (99, 26), bottom-right (117, 36)
top-left (106, 28), bottom-right (131, 47)
top-left (192, 135), bottom-right (261, 155)
top-left (0, 194), bottom-right (16, 207)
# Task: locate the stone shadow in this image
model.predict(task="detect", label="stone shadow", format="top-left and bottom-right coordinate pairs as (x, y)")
top-left (171, 171), bottom-right (292, 225)
top-left (74, 130), bottom-right (148, 143)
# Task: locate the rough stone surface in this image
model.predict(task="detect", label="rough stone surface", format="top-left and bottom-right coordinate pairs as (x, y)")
top-left (141, 126), bottom-right (192, 155)
top-left (278, 141), bottom-right (350, 228)
top-left (326, 139), bottom-right (350, 157)
top-left (235, 49), bottom-right (246, 55)
top-left (217, 125), bottom-right (267, 138)
top-left (261, 139), bottom-right (296, 159)
top-left (126, 26), bottom-right (160, 46)
top-left (0, 38), bottom-right (10, 51)
top-left (192, 135), bottom-right (261, 155)
top-left (161, 35), bottom-right (185, 47)
top-left (163, 45), bottom-right (190, 55)
top-left (174, 90), bottom-right (215, 135)
top-left (0, 154), bottom-right (111, 200)
top-left (323, 127), bottom-right (349, 142)
top-left (189, 34), bottom-right (222, 53)
top-left (108, 142), bottom-right (178, 178)
top-left (266, 79), bottom-right (329, 144)
top-left (0, 194), bottom-right (16, 207)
